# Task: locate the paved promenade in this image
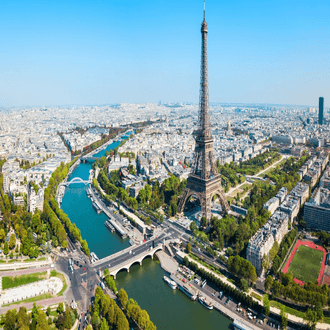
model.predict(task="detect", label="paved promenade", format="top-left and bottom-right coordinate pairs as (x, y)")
top-left (0, 258), bottom-right (52, 271)
top-left (0, 266), bottom-right (51, 277)
top-left (156, 251), bottom-right (178, 274)
top-left (0, 296), bottom-right (64, 314)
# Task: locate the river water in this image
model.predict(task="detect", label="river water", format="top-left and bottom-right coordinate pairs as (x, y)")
top-left (61, 138), bottom-right (232, 330)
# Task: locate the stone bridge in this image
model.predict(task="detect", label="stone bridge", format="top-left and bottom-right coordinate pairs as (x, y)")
top-left (108, 245), bottom-right (163, 278)
top-left (93, 243), bottom-right (164, 279)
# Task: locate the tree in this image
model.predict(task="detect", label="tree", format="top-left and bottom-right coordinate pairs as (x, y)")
top-left (240, 278), bottom-right (249, 292)
top-left (183, 256), bottom-right (189, 267)
top-left (81, 239), bottom-right (90, 257)
top-left (52, 236), bottom-right (58, 247)
top-left (17, 307), bottom-right (29, 330)
top-left (200, 216), bottom-right (207, 228)
top-left (0, 229), bottom-right (6, 242)
top-left (118, 288), bottom-right (128, 309)
top-left (104, 274), bottom-right (117, 293)
top-left (4, 309), bottom-right (16, 330)
top-left (226, 247), bottom-right (233, 256)
top-left (64, 309), bottom-right (72, 329)
top-left (100, 318), bottom-right (109, 330)
top-left (32, 302), bottom-right (40, 320)
top-left (265, 275), bottom-right (273, 291)
top-left (315, 302), bottom-right (324, 322)
top-left (36, 311), bottom-right (50, 330)
top-left (263, 294), bottom-right (270, 316)
top-left (57, 302), bottom-right (64, 314)
top-left (280, 306), bottom-right (288, 329)
top-left (3, 242), bottom-right (9, 255)
top-left (9, 234), bottom-right (16, 250)
top-left (186, 243), bottom-right (191, 254)
top-left (32, 213), bottom-right (41, 233)
top-left (304, 309), bottom-right (318, 330)
top-left (190, 221), bottom-right (198, 232)
top-left (262, 254), bottom-right (269, 272)
top-left (46, 306), bottom-right (51, 316)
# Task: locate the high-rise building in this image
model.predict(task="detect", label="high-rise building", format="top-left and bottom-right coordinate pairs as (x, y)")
top-left (304, 188), bottom-right (330, 232)
top-left (178, 5), bottom-right (230, 222)
top-left (319, 97), bottom-right (324, 125)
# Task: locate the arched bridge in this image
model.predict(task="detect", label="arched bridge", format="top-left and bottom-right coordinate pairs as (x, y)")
top-left (61, 177), bottom-right (91, 187)
top-left (108, 245), bottom-right (163, 279)
top-left (92, 235), bottom-right (166, 279)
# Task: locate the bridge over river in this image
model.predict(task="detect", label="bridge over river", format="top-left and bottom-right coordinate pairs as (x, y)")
top-left (92, 233), bottom-right (176, 278)
top-left (60, 177), bottom-right (91, 187)
top-left (80, 156), bottom-right (99, 162)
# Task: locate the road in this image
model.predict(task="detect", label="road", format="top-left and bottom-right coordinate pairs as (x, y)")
top-left (192, 280), bottom-right (295, 330)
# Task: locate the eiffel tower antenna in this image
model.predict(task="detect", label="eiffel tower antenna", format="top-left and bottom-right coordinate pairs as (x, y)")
top-left (203, 0), bottom-right (205, 21)
top-left (178, 2), bottom-right (230, 223)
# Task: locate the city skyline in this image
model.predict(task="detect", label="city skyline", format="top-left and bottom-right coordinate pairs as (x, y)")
top-left (1, 0), bottom-right (329, 107)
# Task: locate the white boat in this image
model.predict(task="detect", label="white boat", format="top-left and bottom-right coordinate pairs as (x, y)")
top-left (163, 276), bottom-right (177, 290)
top-left (198, 296), bottom-right (213, 310)
top-left (178, 284), bottom-right (197, 301)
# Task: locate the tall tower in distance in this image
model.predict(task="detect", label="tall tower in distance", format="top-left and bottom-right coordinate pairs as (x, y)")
top-left (319, 97), bottom-right (324, 125)
top-left (178, 3), bottom-right (230, 223)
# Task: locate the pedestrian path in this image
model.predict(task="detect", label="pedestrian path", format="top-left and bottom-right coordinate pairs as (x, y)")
top-left (156, 251), bottom-right (178, 273)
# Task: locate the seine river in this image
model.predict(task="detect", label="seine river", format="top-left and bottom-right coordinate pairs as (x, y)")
top-left (61, 139), bottom-right (232, 330)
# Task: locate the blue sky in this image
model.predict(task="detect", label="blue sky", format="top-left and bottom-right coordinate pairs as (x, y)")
top-left (0, 0), bottom-right (329, 107)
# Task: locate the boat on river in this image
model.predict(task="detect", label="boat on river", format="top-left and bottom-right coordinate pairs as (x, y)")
top-left (105, 220), bottom-right (115, 232)
top-left (178, 284), bottom-right (197, 301)
top-left (198, 296), bottom-right (213, 310)
top-left (163, 276), bottom-right (177, 290)
top-left (92, 201), bottom-right (102, 214)
top-left (90, 252), bottom-right (99, 263)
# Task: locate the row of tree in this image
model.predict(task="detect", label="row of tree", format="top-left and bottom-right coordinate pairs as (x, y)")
top-left (82, 127), bottom-right (125, 154)
top-left (218, 151), bottom-right (281, 178)
top-left (91, 286), bottom-right (129, 330)
top-left (0, 302), bottom-right (78, 330)
top-left (188, 260), bottom-right (263, 314)
top-left (118, 288), bottom-right (157, 330)
top-left (271, 228), bottom-right (297, 274)
top-left (44, 158), bottom-right (91, 256)
top-left (50, 198), bottom-right (90, 256)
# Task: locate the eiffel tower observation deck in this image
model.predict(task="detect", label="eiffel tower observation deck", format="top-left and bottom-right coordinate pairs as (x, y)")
top-left (178, 3), bottom-right (230, 223)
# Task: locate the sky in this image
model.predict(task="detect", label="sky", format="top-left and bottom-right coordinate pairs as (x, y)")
top-left (0, 0), bottom-right (329, 107)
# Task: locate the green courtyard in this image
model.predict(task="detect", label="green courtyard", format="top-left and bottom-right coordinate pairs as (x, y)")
top-left (287, 245), bottom-right (324, 283)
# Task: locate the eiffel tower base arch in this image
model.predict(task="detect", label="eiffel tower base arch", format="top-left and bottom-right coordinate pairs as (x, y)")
top-left (178, 175), bottom-right (230, 224)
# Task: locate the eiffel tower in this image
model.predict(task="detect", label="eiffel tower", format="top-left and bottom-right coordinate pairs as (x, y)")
top-left (178, 3), bottom-right (230, 223)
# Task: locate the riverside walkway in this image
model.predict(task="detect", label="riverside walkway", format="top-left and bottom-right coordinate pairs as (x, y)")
top-left (0, 258), bottom-right (53, 271)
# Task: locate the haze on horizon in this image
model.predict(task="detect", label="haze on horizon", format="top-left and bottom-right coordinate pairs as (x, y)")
top-left (0, 0), bottom-right (329, 108)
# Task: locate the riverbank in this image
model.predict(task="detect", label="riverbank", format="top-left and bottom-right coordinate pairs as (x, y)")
top-left (56, 157), bottom-right (81, 205)
top-left (156, 249), bottom-right (264, 329)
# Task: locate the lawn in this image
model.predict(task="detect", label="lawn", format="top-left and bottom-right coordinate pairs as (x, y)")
top-left (2, 272), bottom-right (47, 289)
top-left (288, 245), bottom-right (324, 283)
